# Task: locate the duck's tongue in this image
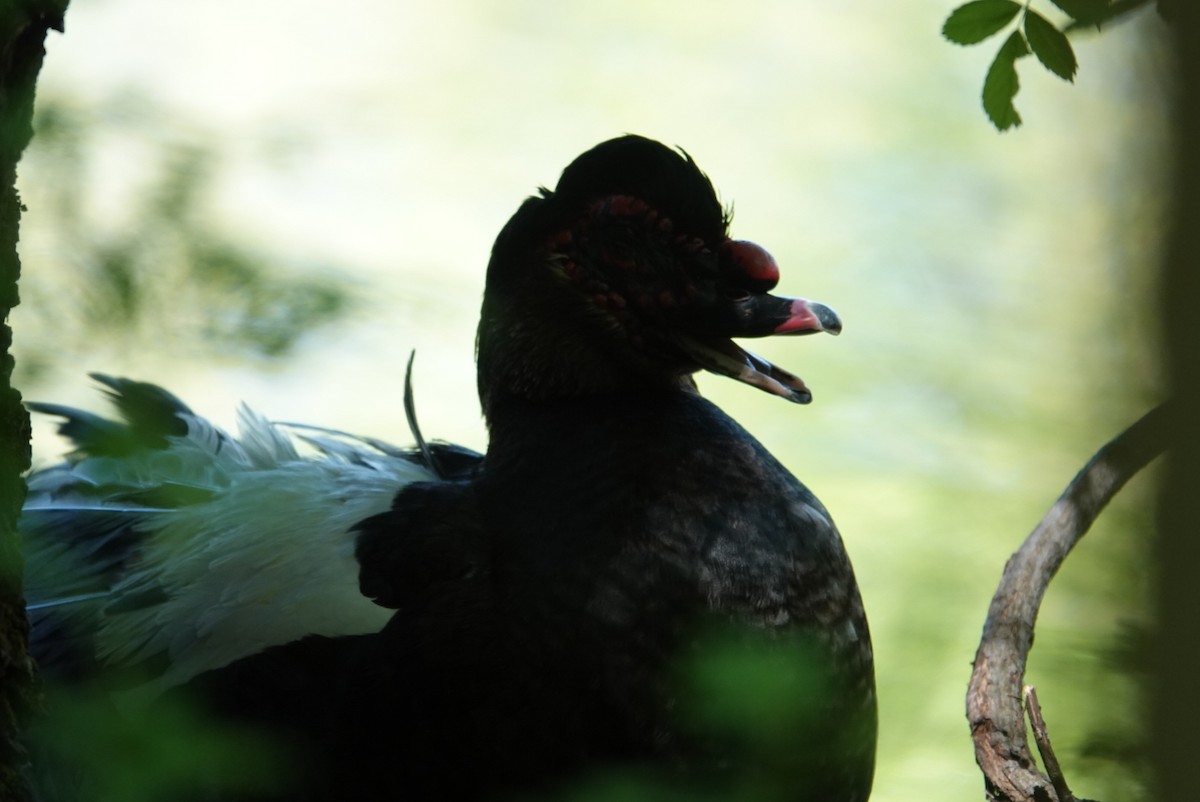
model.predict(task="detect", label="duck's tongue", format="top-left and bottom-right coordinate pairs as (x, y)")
top-left (676, 297), bottom-right (841, 405)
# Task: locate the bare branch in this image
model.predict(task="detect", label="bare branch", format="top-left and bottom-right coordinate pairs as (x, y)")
top-left (1024, 686), bottom-right (1077, 802)
top-left (966, 404), bottom-right (1172, 802)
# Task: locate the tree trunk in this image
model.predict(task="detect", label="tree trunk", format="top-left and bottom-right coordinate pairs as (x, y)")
top-left (0, 2), bottom-right (68, 799)
top-left (1154, 3), bottom-right (1200, 799)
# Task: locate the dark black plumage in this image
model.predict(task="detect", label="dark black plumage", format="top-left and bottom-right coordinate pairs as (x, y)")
top-left (340, 135), bottom-right (876, 799)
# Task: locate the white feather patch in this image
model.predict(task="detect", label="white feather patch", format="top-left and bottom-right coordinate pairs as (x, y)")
top-left (34, 403), bottom-right (438, 695)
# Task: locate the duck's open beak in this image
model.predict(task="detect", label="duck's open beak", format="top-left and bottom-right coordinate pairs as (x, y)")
top-left (676, 297), bottom-right (841, 404)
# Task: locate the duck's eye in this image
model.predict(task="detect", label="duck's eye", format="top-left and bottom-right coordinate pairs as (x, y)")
top-left (725, 289), bottom-right (751, 302)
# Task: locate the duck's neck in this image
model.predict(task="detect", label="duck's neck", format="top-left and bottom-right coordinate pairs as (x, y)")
top-left (480, 383), bottom-right (722, 468)
top-left (476, 308), bottom-right (696, 423)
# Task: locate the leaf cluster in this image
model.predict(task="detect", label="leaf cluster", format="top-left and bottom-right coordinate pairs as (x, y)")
top-left (941, 0), bottom-right (1155, 130)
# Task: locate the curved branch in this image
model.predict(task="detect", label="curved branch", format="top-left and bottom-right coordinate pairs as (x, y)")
top-left (966, 403), bottom-right (1172, 802)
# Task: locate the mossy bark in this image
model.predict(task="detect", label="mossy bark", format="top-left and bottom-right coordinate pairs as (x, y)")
top-left (0, 2), bottom-right (67, 799)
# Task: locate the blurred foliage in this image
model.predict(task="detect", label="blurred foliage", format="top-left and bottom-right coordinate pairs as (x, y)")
top-left (942, 0), bottom-right (1162, 129)
top-left (551, 626), bottom-right (871, 802)
top-left (15, 93), bottom-right (353, 385)
top-left (680, 631), bottom-right (828, 744)
top-left (27, 681), bottom-right (285, 802)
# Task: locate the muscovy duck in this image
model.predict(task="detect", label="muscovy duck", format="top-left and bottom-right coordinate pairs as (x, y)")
top-left (23, 135), bottom-right (875, 801)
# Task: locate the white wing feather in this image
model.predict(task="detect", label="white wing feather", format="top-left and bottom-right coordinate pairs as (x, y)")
top-left (28, 398), bottom-right (438, 695)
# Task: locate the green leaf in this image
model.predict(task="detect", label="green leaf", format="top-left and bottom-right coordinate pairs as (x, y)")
top-left (982, 30), bottom-right (1030, 131)
top-left (1062, 0), bottom-right (1154, 33)
top-left (942, 0), bottom-right (1023, 44)
top-left (1025, 10), bottom-right (1078, 81)
top-left (1049, 0), bottom-right (1110, 24)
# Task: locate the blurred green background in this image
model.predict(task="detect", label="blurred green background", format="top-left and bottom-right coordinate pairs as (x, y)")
top-left (14, 1), bottom-right (1169, 800)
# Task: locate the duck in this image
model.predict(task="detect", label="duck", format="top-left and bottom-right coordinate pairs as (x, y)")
top-left (23, 135), bottom-right (875, 802)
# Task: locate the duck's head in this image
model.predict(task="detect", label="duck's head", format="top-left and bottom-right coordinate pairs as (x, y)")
top-left (477, 135), bottom-right (840, 419)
